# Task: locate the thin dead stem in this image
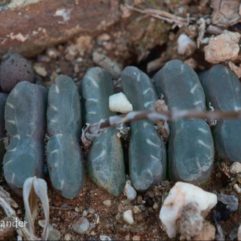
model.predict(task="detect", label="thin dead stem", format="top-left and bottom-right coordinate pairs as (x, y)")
top-left (125, 4), bottom-right (189, 27)
top-left (82, 109), bottom-right (241, 147)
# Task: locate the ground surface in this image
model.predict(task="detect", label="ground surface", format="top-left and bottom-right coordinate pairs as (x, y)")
top-left (1, 0), bottom-right (241, 240)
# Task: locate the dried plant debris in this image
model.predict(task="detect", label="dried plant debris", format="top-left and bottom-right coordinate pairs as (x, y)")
top-left (204, 31), bottom-right (241, 64)
top-left (211, 0), bottom-right (241, 27)
top-left (3, 81), bottom-right (47, 193)
top-left (153, 60), bottom-right (214, 183)
top-left (0, 53), bottom-right (35, 92)
top-left (81, 67), bottom-right (125, 196)
top-left (159, 182), bottom-right (217, 239)
top-left (47, 75), bottom-right (84, 199)
top-left (121, 66), bottom-right (166, 191)
top-left (200, 65), bottom-right (241, 162)
top-left (23, 176), bottom-right (49, 240)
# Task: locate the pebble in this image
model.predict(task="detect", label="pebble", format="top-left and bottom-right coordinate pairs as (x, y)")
top-left (238, 224), bottom-right (241, 241)
top-left (123, 210), bottom-right (134, 225)
top-left (234, 184), bottom-right (241, 193)
top-left (100, 235), bottom-right (112, 241)
top-left (124, 180), bottom-right (137, 201)
top-left (33, 63), bottom-right (47, 77)
top-left (74, 207), bottom-right (80, 212)
top-left (103, 199), bottom-right (112, 207)
top-left (194, 222), bottom-right (216, 240)
top-left (159, 182), bottom-right (217, 239)
top-left (109, 92), bottom-right (133, 114)
top-left (132, 235), bottom-right (141, 241)
top-left (230, 162), bottom-right (241, 174)
top-left (204, 31), bottom-right (240, 64)
top-left (64, 233), bottom-right (72, 241)
top-left (133, 206), bottom-right (141, 214)
top-left (177, 33), bottom-right (196, 56)
top-left (72, 217), bottom-right (90, 234)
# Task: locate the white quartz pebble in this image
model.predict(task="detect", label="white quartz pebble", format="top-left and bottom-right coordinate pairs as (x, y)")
top-left (109, 92), bottom-right (133, 113)
top-left (159, 182), bottom-right (217, 238)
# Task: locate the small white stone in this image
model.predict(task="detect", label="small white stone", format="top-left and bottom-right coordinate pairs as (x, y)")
top-left (123, 210), bottom-right (134, 225)
top-left (159, 182), bottom-right (217, 239)
top-left (103, 199), bottom-right (112, 207)
top-left (72, 217), bottom-right (90, 234)
top-left (109, 92), bottom-right (133, 113)
top-left (230, 162), bottom-right (241, 174)
top-left (124, 180), bottom-right (137, 201)
top-left (100, 235), bottom-right (112, 241)
top-left (177, 33), bottom-right (196, 56)
top-left (234, 184), bottom-right (241, 193)
top-left (238, 224), bottom-right (241, 241)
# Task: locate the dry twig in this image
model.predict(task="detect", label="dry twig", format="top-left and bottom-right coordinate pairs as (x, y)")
top-left (82, 109), bottom-right (241, 147)
top-left (125, 4), bottom-right (189, 27)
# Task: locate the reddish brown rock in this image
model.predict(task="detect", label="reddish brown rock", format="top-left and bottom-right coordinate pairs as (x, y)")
top-left (0, 0), bottom-right (119, 56)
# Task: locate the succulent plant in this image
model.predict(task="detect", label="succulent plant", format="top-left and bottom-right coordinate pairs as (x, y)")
top-left (47, 75), bottom-right (84, 199)
top-left (121, 66), bottom-right (166, 191)
top-left (3, 81), bottom-right (47, 192)
top-left (0, 53), bottom-right (35, 92)
top-left (153, 60), bottom-right (214, 183)
top-left (81, 67), bottom-right (125, 196)
top-left (200, 65), bottom-right (241, 162)
top-left (0, 93), bottom-right (7, 138)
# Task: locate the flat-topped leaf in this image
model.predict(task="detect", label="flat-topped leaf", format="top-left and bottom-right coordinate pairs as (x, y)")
top-left (200, 65), bottom-right (241, 162)
top-left (129, 121), bottom-right (166, 190)
top-left (121, 66), bottom-right (166, 190)
top-left (5, 81), bottom-right (47, 139)
top-left (200, 64), bottom-right (241, 111)
top-left (4, 138), bottom-right (44, 191)
top-left (121, 66), bottom-right (158, 110)
top-left (82, 67), bottom-right (126, 196)
top-left (81, 67), bottom-right (114, 124)
top-left (47, 75), bottom-right (81, 137)
top-left (88, 128), bottom-right (125, 196)
top-left (153, 59), bottom-right (206, 111)
top-left (3, 82), bottom-right (46, 192)
top-left (47, 134), bottom-right (84, 199)
top-left (0, 93), bottom-right (7, 138)
top-left (168, 120), bottom-right (214, 182)
top-left (154, 59), bottom-right (214, 183)
top-left (47, 75), bottom-right (84, 198)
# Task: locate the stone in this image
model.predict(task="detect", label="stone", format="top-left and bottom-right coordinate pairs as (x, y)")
top-left (177, 33), bottom-right (196, 56)
top-left (0, 53), bottom-right (35, 92)
top-left (230, 162), bottom-right (241, 174)
top-left (103, 199), bottom-right (112, 207)
top-left (132, 235), bottom-right (140, 241)
top-left (81, 67), bottom-right (125, 196)
top-left (3, 81), bottom-right (46, 192)
top-left (124, 180), bottom-right (137, 201)
top-left (33, 63), bottom-right (47, 77)
top-left (200, 64), bottom-right (241, 162)
top-left (109, 92), bottom-right (133, 113)
top-left (193, 221), bottom-right (216, 240)
top-left (238, 224), bottom-right (241, 241)
top-left (153, 60), bottom-right (214, 183)
top-left (100, 235), bottom-right (112, 241)
top-left (47, 75), bottom-right (84, 199)
top-left (204, 31), bottom-right (240, 64)
top-left (159, 182), bottom-right (217, 239)
top-left (123, 210), bottom-right (134, 225)
top-left (121, 66), bottom-right (166, 191)
top-left (72, 217), bottom-right (90, 234)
